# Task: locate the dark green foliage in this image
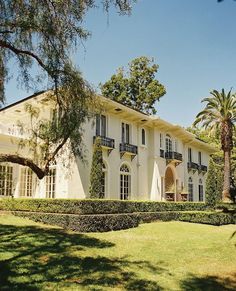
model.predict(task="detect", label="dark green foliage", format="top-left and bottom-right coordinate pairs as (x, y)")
top-left (0, 198), bottom-right (208, 214)
top-left (13, 211), bottom-right (140, 232)
top-left (89, 138), bottom-right (104, 198)
top-left (139, 211), bottom-right (236, 226)
top-left (101, 56), bottom-right (166, 114)
top-left (178, 211), bottom-right (236, 226)
top-left (205, 158), bottom-right (222, 206)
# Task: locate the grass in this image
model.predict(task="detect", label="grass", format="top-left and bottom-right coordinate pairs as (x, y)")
top-left (0, 214), bottom-right (236, 290)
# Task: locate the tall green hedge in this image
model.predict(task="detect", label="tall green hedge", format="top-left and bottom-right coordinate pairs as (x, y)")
top-left (89, 137), bottom-right (104, 199)
top-left (205, 158), bottom-right (222, 206)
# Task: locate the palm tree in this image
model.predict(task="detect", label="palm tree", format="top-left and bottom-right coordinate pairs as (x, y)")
top-left (194, 89), bottom-right (236, 201)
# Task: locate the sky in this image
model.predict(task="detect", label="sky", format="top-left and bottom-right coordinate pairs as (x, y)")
top-left (5, 0), bottom-right (236, 127)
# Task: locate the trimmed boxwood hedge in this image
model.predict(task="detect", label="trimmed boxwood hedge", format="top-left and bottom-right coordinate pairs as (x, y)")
top-left (178, 211), bottom-right (236, 226)
top-left (215, 203), bottom-right (236, 213)
top-left (13, 211), bottom-right (140, 232)
top-left (138, 211), bottom-right (236, 226)
top-left (0, 198), bottom-right (208, 214)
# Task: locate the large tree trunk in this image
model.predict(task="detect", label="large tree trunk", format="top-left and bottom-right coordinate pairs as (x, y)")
top-left (0, 154), bottom-right (45, 179)
top-left (222, 150), bottom-right (231, 201)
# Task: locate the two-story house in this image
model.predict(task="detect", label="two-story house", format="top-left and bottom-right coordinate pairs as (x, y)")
top-left (0, 91), bottom-right (216, 201)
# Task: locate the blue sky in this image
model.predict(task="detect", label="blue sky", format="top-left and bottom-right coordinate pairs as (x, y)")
top-left (5, 0), bottom-right (236, 126)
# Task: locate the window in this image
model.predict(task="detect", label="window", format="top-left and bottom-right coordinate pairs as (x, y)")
top-left (0, 165), bottom-right (13, 196)
top-left (198, 151), bottom-right (202, 165)
top-left (96, 115), bottom-right (107, 137)
top-left (188, 148), bottom-right (192, 163)
top-left (120, 164), bottom-right (131, 200)
top-left (101, 162), bottom-right (107, 198)
top-left (160, 133), bottom-right (163, 149)
top-left (20, 167), bottom-right (34, 197)
top-left (121, 122), bottom-right (130, 144)
top-left (46, 167), bottom-right (56, 198)
top-left (141, 128), bottom-right (146, 145)
top-left (188, 177), bottom-right (193, 201)
top-left (165, 134), bottom-right (172, 153)
top-left (199, 179), bottom-right (203, 201)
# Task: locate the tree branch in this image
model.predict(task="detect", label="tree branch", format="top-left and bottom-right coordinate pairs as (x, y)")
top-left (0, 154), bottom-right (45, 179)
top-left (0, 39), bottom-right (49, 73)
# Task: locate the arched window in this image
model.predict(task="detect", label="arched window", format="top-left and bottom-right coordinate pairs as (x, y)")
top-left (198, 179), bottom-right (203, 202)
top-left (120, 164), bottom-right (131, 200)
top-left (188, 177), bottom-right (193, 201)
top-left (165, 134), bottom-right (172, 153)
top-left (141, 128), bottom-right (146, 145)
top-left (101, 162), bottom-right (107, 198)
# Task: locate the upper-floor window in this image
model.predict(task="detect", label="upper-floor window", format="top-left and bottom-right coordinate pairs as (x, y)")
top-left (122, 122), bottom-right (130, 144)
top-left (160, 133), bottom-right (163, 149)
top-left (188, 148), bottom-right (192, 163)
top-left (198, 151), bottom-right (202, 165)
top-left (165, 134), bottom-right (172, 153)
top-left (141, 128), bottom-right (146, 145)
top-left (96, 115), bottom-right (107, 137)
top-left (0, 165), bottom-right (13, 196)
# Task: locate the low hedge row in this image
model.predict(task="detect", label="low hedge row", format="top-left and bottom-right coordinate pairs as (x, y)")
top-left (11, 210), bottom-right (236, 232)
top-left (178, 211), bottom-right (236, 226)
top-left (138, 211), bottom-right (236, 226)
top-left (0, 198), bottom-right (208, 214)
top-left (13, 211), bottom-right (140, 232)
top-left (215, 203), bottom-right (236, 213)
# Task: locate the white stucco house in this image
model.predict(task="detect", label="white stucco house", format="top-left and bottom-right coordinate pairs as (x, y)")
top-left (0, 91), bottom-right (215, 201)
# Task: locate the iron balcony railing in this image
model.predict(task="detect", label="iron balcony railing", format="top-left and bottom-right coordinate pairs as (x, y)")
top-left (93, 136), bottom-right (115, 149)
top-left (160, 149), bottom-right (165, 158)
top-left (119, 143), bottom-right (138, 155)
top-left (199, 164), bottom-right (207, 172)
top-left (187, 162), bottom-right (199, 171)
top-left (165, 151), bottom-right (183, 161)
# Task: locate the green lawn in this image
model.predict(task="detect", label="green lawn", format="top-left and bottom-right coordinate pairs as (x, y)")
top-left (0, 214), bottom-right (236, 290)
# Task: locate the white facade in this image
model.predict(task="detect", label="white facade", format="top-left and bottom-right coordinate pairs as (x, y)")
top-left (0, 92), bottom-right (215, 201)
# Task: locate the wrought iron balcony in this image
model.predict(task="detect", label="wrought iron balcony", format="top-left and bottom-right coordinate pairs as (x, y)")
top-left (165, 151), bottom-right (183, 162)
top-left (120, 143), bottom-right (138, 160)
top-left (198, 164), bottom-right (207, 173)
top-left (160, 149), bottom-right (165, 158)
top-left (187, 162), bottom-right (199, 171)
top-left (93, 136), bottom-right (115, 155)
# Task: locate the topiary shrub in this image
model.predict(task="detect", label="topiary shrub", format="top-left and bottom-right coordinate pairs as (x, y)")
top-left (205, 158), bottom-right (222, 206)
top-left (89, 137), bottom-right (104, 199)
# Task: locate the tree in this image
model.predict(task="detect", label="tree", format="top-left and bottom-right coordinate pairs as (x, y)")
top-left (205, 158), bottom-right (222, 206)
top-left (193, 89), bottom-right (236, 201)
top-left (101, 56), bottom-right (166, 115)
top-left (0, 0), bottom-right (135, 178)
top-left (89, 137), bottom-right (104, 199)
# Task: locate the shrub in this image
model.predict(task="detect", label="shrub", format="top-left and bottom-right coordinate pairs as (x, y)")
top-left (178, 211), bottom-right (236, 226)
top-left (205, 158), bottom-right (222, 206)
top-left (13, 211), bottom-right (140, 232)
top-left (0, 198), bottom-right (208, 214)
top-left (89, 137), bottom-right (104, 198)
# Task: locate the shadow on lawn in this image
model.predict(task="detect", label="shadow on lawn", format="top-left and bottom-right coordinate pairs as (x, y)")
top-left (180, 273), bottom-right (236, 291)
top-left (0, 223), bottom-right (163, 290)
